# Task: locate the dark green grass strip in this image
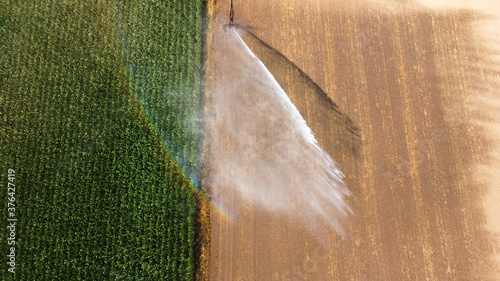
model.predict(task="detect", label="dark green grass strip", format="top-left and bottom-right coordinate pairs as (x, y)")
top-left (0, 1), bottom-right (198, 280)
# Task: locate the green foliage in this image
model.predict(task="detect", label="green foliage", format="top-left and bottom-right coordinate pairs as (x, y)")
top-left (0, 0), bottom-right (201, 280)
top-left (113, 0), bottom-right (203, 182)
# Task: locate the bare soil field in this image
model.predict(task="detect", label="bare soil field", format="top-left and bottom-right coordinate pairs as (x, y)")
top-left (204, 0), bottom-right (500, 280)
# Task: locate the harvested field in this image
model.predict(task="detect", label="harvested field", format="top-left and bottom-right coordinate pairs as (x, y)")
top-left (205, 0), bottom-right (500, 280)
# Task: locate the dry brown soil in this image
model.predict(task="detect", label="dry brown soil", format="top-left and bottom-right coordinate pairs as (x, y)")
top-left (204, 0), bottom-right (500, 280)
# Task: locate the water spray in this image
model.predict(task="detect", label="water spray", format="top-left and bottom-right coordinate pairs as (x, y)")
top-left (208, 26), bottom-right (352, 237)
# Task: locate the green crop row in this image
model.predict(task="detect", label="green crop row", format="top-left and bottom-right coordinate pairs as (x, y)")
top-left (113, 0), bottom-right (203, 183)
top-left (0, 0), bottom-right (202, 280)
